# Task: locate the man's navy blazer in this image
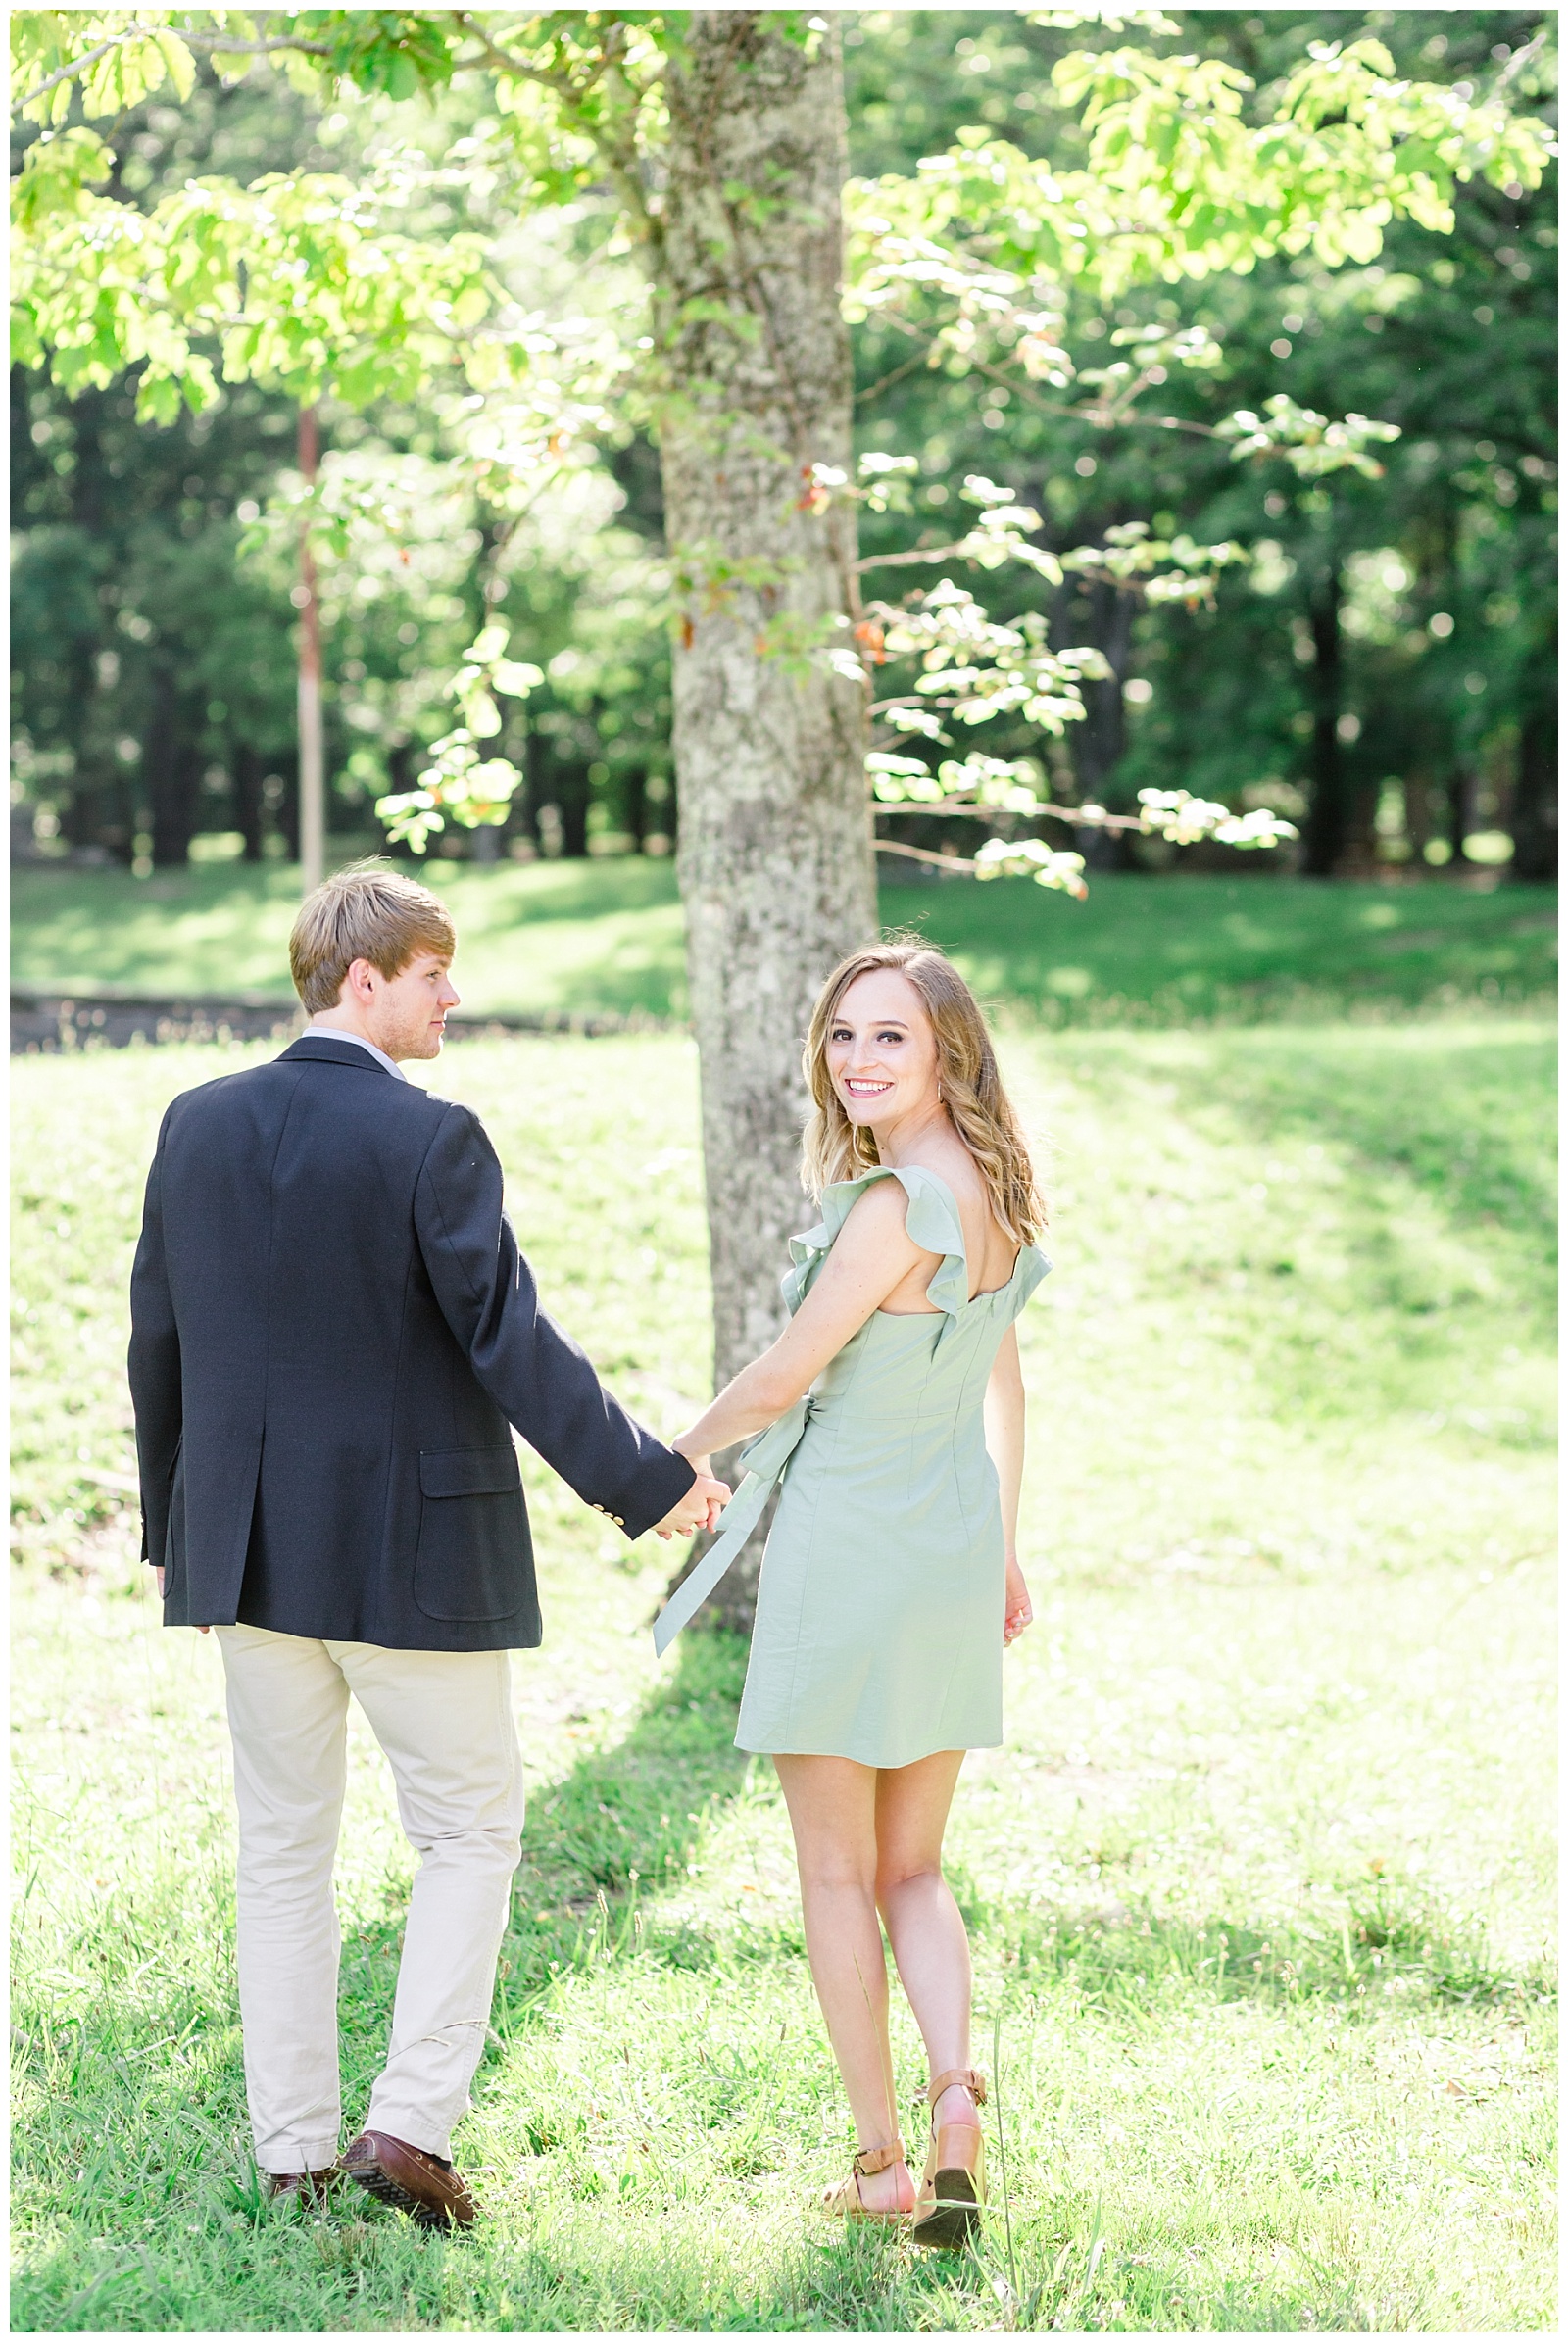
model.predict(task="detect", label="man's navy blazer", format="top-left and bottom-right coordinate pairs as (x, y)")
top-left (127, 1032), bottom-right (697, 1650)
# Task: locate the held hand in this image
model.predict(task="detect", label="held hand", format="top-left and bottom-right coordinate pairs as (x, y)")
top-left (652, 1472), bottom-right (730, 1540)
top-left (1003, 1552), bottom-right (1033, 1645)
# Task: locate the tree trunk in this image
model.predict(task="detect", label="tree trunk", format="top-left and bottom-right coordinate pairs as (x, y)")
top-left (1446, 764), bottom-right (1474, 861)
top-left (657, 14), bottom-right (874, 1629)
top-left (1510, 699), bottom-right (1558, 882)
top-left (1301, 570), bottom-right (1344, 876)
top-left (144, 665), bottom-right (202, 866)
top-left (233, 742), bottom-right (267, 863)
top-left (558, 761), bottom-right (591, 858)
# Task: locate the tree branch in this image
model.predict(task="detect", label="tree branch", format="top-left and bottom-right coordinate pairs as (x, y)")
top-left (182, 33), bottom-right (333, 56)
top-left (873, 838), bottom-right (980, 869)
top-left (854, 347), bottom-right (936, 407)
top-left (864, 310), bottom-right (1222, 441)
top-left (448, 11), bottom-right (656, 247)
top-left (875, 803), bottom-right (1148, 834)
top-left (19, 22), bottom-right (337, 106)
top-left (20, 30), bottom-right (142, 107)
top-left (856, 537), bottom-right (989, 574)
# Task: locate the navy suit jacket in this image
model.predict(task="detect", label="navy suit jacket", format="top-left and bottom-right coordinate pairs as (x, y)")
top-left (127, 1033), bottom-right (696, 1650)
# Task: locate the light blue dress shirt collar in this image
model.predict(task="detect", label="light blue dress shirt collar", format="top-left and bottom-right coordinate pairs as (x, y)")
top-left (306, 1024), bottom-right (409, 1082)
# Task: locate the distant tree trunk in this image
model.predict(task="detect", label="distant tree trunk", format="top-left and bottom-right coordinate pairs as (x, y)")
top-left (1510, 699), bottom-right (1558, 881)
top-left (144, 666), bottom-right (202, 866)
top-left (657, 13), bottom-right (873, 1628)
top-left (1401, 768), bottom-right (1434, 863)
top-left (278, 748), bottom-right (301, 862)
top-left (233, 743), bottom-right (267, 862)
top-left (1446, 765), bottom-right (1474, 861)
top-left (1301, 570), bottom-right (1344, 876)
top-left (558, 762), bottom-right (591, 858)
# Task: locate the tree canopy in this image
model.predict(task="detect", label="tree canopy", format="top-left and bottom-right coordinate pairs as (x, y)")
top-left (11, 8), bottom-right (1557, 879)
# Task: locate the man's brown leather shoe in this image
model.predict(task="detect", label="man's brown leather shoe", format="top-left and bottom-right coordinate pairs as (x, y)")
top-left (267, 2169), bottom-right (338, 2207)
top-left (339, 2130), bottom-right (478, 2228)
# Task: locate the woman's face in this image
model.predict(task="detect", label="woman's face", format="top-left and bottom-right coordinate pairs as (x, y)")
top-left (825, 969), bottom-right (942, 1134)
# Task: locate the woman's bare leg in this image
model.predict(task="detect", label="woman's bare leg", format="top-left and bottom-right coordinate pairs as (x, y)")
top-left (874, 1751), bottom-right (984, 2148)
top-left (773, 1753), bottom-right (915, 2213)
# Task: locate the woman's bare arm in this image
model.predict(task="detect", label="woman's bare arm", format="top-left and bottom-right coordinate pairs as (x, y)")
top-left (984, 1324), bottom-right (1025, 1553)
top-left (985, 1324), bottom-right (1033, 1643)
top-left (675, 1181), bottom-right (931, 1463)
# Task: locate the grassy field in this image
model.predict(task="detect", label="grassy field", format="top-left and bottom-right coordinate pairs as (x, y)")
top-left (10, 1014), bottom-right (1556, 2332)
top-left (11, 857), bottom-right (1557, 1025)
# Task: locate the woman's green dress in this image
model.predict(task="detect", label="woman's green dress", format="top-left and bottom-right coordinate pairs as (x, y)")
top-left (731, 1164), bottom-right (1051, 1769)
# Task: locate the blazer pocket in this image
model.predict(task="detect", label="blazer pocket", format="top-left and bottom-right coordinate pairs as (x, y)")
top-left (414, 1446), bottom-right (528, 1622)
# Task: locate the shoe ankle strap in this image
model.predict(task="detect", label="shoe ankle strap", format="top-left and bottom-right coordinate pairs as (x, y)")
top-left (852, 2139), bottom-right (906, 2176)
top-left (921, 2066), bottom-right (988, 2110)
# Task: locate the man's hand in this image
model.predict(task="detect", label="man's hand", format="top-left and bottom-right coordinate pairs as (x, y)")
top-left (1003, 1552), bottom-right (1033, 1645)
top-left (652, 1472), bottom-right (730, 1539)
top-left (153, 1565), bottom-right (210, 1632)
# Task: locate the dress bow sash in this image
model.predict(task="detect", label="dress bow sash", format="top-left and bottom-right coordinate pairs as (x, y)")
top-left (652, 1398), bottom-right (811, 1656)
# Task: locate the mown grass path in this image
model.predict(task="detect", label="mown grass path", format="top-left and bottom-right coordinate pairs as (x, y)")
top-left (11, 1026), bottom-right (1556, 2330)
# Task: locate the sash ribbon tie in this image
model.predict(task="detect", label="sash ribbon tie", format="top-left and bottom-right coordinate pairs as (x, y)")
top-left (652, 1398), bottom-right (812, 1656)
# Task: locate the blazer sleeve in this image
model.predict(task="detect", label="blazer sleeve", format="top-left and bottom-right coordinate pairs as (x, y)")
top-left (415, 1103), bottom-right (697, 1539)
top-left (126, 1111), bottom-right (182, 1566)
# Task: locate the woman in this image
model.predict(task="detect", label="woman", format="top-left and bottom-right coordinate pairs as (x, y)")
top-left (668, 942), bottom-right (1049, 2248)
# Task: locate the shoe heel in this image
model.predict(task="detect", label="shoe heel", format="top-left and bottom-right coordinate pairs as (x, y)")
top-left (914, 2166), bottom-right (979, 2251)
top-left (913, 2128), bottom-right (986, 2251)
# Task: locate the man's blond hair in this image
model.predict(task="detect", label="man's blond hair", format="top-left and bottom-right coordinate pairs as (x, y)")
top-left (289, 859), bottom-right (457, 1015)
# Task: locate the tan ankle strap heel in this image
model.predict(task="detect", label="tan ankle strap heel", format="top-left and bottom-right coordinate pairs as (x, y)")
top-left (913, 2072), bottom-right (987, 2252)
top-left (918, 2066), bottom-right (988, 2111)
top-left (821, 2138), bottom-right (910, 2223)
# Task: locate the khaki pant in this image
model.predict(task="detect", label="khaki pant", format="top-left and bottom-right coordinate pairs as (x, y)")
top-left (217, 1625), bottom-right (525, 2173)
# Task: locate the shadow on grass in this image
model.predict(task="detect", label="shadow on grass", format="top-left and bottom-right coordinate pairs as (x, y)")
top-left (501, 1627), bottom-right (753, 1995)
top-left (332, 1629), bottom-right (754, 2107)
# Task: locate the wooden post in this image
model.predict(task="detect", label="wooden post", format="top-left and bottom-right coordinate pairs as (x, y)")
top-left (297, 404), bottom-right (324, 896)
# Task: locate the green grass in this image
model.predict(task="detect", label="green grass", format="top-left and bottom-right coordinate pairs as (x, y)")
top-left (10, 1022), bottom-right (1555, 2329)
top-left (11, 858), bottom-right (1557, 1024)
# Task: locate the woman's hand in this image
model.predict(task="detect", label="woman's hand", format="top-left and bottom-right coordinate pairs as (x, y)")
top-left (1003, 1552), bottom-right (1033, 1645)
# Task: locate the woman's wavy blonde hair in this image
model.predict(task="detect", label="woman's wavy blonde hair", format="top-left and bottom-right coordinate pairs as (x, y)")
top-left (801, 941), bottom-right (1046, 1243)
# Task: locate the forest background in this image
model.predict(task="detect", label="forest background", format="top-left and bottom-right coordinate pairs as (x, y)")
top-left (12, 5), bottom-right (1558, 886)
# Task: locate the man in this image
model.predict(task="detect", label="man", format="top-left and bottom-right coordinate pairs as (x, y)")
top-left (128, 859), bottom-right (726, 2227)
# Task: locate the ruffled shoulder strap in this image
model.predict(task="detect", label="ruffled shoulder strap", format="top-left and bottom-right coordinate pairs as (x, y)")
top-left (1010, 1243), bottom-right (1053, 1317)
top-left (781, 1163), bottom-right (969, 1317)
